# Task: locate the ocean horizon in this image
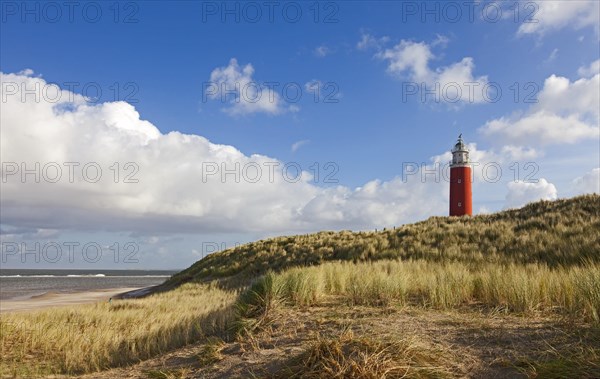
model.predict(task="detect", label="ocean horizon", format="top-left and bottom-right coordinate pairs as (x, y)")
top-left (0, 269), bottom-right (178, 300)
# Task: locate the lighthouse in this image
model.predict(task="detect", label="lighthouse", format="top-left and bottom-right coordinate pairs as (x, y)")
top-left (449, 134), bottom-right (472, 216)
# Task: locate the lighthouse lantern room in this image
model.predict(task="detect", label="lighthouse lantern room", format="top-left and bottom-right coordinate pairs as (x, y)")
top-left (449, 134), bottom-right (473, 216)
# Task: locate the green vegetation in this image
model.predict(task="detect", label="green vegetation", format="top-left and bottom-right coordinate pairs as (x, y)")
top-left (236, 260), bottom-right (600, 323)
top-left (168, 194), bottom-right (600, 287)
top-left (1, 195), bottom-right (599, 377)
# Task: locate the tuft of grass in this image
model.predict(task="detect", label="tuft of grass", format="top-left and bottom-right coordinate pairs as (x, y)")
top-left (197, 337), bottom-right (226, 367)
top-left (279, 329), bottom-right (450, 378)
top-left (577, 266), bottom-right (600, 323)
top-left (233, 272), bottom-right (286, 337)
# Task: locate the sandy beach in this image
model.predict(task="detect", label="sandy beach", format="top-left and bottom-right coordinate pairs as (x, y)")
top-left (0, 287), bottom-right (142, 313)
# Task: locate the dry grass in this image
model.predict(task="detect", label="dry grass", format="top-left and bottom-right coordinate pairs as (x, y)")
top-left (2, 196), bottom-right (599, 378)
top-left (0, 283), bottom-right (237, 377)
top-left (234, 260), bottom-right (600, 378)
top-left (280, 328), bottom-right (451, 379)
top-left (238, 260), bottom-right (600, 324)
top-left (143, 368), bottom-right (191, 379)
top-left (196, 337), bottom-right (226, 367)
top-left (515, 348), bottom-right (600, 379)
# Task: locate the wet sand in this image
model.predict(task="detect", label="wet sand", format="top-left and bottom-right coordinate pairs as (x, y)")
top-left (0, 287), bottom-right (142, 313)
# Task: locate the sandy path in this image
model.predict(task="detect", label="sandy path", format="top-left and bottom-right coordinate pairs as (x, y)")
top-left (0, 287), bottom-right (142, 313)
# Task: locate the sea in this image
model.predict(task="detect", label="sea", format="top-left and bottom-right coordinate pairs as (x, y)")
top-left (0, 269), bottom-right (178, 300)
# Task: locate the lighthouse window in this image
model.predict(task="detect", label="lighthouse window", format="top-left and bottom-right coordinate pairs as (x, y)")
top-left (458, 202), bottom-right (462, 207)
top-left (458, 179), bottom-right (462, 183)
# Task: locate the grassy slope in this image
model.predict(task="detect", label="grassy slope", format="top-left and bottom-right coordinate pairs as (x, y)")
top-left (3, 195), bottom-right (599, 378)
top-left (0, 283), bottom-right (237, 377)
top-left (72, 195), bottom-right (600, 379)
top-left (168, 194), bottom-right (600, 287)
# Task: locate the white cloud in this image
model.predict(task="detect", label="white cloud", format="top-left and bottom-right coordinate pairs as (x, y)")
top-left (0, 71), bottom-right (457, 234)
top-left (376, 39), bottom-right (489, 104)
top-left (304, 79), bottom-right (322, 93)
top-left (578, 59), bottom-right (600, 77)
top-left (517, 0), bottom-right (600, 36)
top-left (573, 168), bottom-right (600, 194)
top-left (480, 72), bottom-right (600, 145)
top-left (291, 139), bottom-right (310, 153)
top-left (536, 74), bottom-right (600, 118)
top-left (431, 34), bottom-right (450, 48)
top-left (505, 179), bottom-right (558, 209)
top-left (3, 70), bottom-right (591, 241)
top-left (1, 71), bottom-right (316, 234)
top-left (205, 58), bottom-right (290, 116)
top-left (356, 32), bottom-right (389, 51)
top-left (482, 111), bottom-right (598, 145)
top-left (17, 68), bottom-right (34, 76)
top-left (377, 40), bottom-right (432, 81)
top-left (298, 177), bottom-right (447, 229)
top-left (500, 145), bottom-right (540, 161)
top-left (314, 45), bottom-right (331, 57)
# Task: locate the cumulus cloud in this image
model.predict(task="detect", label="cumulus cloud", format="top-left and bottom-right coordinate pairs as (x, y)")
top-left (573, 168), bottom-right (600, 194)
top-left (1, 71), bottom-right (316, 234)
top-left (205, 58), bottom-right (292, 116)
top-left (480, 71), bottom-right (599, 145)
top-left (0, 70), bottom-right (461, 235)
top-left (299, 178), bottom-right (447, 228)
top-left (17, 68), bottom-right (34, 76)
top-left (482, 111), bottom-right (598, 145)
top-left (578, 59), bottom-right (600, 77)
top-left (500, 145), bottom-right (540, 161)
top-left (375, 39), bottom-right (489, 104)
top-left (4, 70), bottom-right (588, 240)
top-left (505, 179), bottom-right (558, 209)
top-left (516, 0), bottom-right (600, 36)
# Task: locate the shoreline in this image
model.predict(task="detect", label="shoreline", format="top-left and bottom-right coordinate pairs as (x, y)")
top-left (0, 287), bottom-right (145, 313)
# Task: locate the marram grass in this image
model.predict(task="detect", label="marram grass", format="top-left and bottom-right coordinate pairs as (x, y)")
top-left (2, 196), bottom-right (599, 377)
top-left (0, 283), bottom-right (237, 377)
top-left (169, 195), bottom-right (600, 286)
top-left (2, 262), bottom-right (599, 377)
top-left (240, 260), bottom-right (600, 323)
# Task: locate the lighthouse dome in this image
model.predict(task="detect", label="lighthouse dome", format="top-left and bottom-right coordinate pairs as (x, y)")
top-left (451, 134), bottom-right (469, 166)
top-left (452, 134), bottom-right (468, 152)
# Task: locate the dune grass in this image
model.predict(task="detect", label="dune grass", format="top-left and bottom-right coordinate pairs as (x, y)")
top-left (2, 196), bottom-right (599, 377)
top-left (233, 259), bottom-right (600, 378)
top-left (237, 260), bottom-right (600, 325)
top-left (169, 195), bottom-right (600, 287)
top-left (0, 283), bottom-right (237, 377)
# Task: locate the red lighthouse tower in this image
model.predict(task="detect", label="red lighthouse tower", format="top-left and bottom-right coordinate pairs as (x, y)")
top-left (449, 134), bottom-right (472, 216)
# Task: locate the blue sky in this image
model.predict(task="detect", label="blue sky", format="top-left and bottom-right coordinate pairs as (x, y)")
top-left (1, 1), bottom-right (599, 269)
